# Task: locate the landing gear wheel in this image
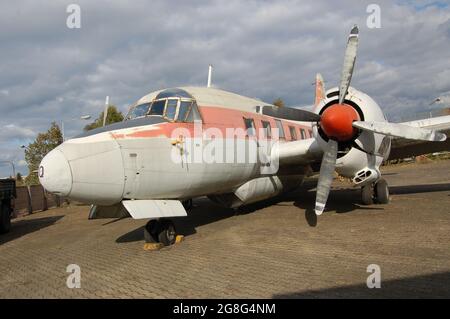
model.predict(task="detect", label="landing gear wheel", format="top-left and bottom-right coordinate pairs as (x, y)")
top-left (361, 184), bottom-right (374, 205)
top-left (375, 179), bottom-right (389, 204)
top-left (157, 220), bottom-right (177, 246)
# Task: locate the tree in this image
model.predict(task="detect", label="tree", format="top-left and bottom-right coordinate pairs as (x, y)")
top-left (84, 105), bottom-right (124, 131)
top-left (24, 122), bottom-right (63, 185)
top-left (16, 173), bottom-right (24, 186)
top-left (273, 98), bottom-right (285, 108)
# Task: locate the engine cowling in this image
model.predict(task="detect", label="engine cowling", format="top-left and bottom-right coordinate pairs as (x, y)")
top-left (313, 87), bottom-right (391, 181)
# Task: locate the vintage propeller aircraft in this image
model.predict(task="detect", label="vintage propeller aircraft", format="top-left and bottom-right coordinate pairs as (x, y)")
top-left (39, 26), bottom-right (450, 246)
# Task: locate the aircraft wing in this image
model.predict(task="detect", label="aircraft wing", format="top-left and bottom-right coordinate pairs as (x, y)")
top-left (273, 137), bottom-right (323, 167)
top-left (388, 115), bottom-right (450, 160)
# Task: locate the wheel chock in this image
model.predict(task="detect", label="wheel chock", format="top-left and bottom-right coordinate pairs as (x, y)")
top-left (143, 235), bottom-right (185, 250)
top-left (175, 235), bottom-right (184, 244)
top-left (143, 242), bottom-right (164, 251)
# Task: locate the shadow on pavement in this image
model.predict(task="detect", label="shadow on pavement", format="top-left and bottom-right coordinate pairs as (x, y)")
top-left (273, 271), bottom-right (450, 298)
top-left (116, 196), bottom-right (288, 243)
top-left (390, 183), bottom-right (450, 195)
top-left (116, 181), bottom-right (450, 243)
top-left (0, 215), bottom-right (64, 245)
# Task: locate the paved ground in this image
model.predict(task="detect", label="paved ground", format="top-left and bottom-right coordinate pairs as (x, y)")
top-left (1, 159), bottom-right (450, 298)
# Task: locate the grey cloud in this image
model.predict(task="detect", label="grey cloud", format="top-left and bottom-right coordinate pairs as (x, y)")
top-left (0, 0), bottom-right (449, 176)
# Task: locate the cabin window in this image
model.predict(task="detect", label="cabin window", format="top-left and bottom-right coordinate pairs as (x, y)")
top-left (289, 126), bottom-right (297, 140)
top-left (275, 120), bottom-right (285, 139)
top-left (300, 129), bottom-right (306, 140)
top-left (308, 130), bottom-right (313, 138)
top-left (261, 120), bottom-right (272, 138)
top-left (244, 118), bottom-right (256, 136)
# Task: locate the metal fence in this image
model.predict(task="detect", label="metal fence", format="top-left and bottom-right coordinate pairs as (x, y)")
top-left (14, 185), bottom-right (62, 216)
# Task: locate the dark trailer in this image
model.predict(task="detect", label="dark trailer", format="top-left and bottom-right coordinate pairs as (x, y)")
top-left (0, 178), bottom-right (16, 233)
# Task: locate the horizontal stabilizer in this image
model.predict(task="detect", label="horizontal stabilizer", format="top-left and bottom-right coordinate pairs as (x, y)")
top-left (122, 200), bottom-right (187, 219)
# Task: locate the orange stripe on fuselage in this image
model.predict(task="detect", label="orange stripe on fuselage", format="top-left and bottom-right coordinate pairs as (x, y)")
top-left (110, 106), bottom-right (314, 141)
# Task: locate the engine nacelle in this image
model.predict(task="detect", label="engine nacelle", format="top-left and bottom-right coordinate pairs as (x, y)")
top-left (208, 175), bottom-right (303, 208)
top-left (313, 87), bottom-right (391, 183)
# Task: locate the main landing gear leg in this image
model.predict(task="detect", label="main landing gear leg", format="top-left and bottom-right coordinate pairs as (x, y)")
top-left (361, 178), bottom-right (390, 205)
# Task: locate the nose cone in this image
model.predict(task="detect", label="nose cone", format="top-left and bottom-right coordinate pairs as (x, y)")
top-left (39, 149), bottom-right (72, 196)
top-left (320, 104), bottom-right (360, 141)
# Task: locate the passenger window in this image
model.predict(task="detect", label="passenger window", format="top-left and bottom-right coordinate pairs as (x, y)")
top-left (261, 120), bottom-right (272, 138)
top-left (289, 126), bottom-right (297, 140)
top-left (165, 99), bottom-right (178, 120)
top-left (300, 129), bottom-right (306, 140)
top-left (308, 130), bottom-right (313, 138)
top-left (244, 118), bottom-right (256, 136)
top-left (275, 120), bottom-right (285, 139)
top-left (149, 100), bottom-right (166, 116)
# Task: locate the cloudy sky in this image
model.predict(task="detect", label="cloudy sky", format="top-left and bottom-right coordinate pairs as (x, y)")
top-left (0, 0), bottom-right (449, 177)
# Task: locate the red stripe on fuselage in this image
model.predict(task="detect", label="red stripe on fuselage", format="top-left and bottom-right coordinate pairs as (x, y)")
top-left (110, 106), bottom-right (314, 141)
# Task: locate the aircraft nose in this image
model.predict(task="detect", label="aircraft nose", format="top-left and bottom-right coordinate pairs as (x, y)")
top-left (39, 149), bottom-right (72, 196)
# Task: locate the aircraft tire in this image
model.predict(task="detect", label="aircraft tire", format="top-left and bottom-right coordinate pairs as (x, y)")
top-left (157, 220), bottom-right (177, 246)
top-left (375, 179), bottom-right (389, 204)
top-left (361, 184), bottom-right (374, 205)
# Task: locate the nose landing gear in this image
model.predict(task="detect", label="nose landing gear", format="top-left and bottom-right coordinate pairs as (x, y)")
top-left (144, 219), bottom-right (177, 246)
top-left (361, 178), bottom-right (390, 205)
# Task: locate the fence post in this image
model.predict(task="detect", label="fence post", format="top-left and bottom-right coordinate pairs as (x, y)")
top-left (42, 186), bottom-right (48, 211)
top-left (26, 186), bottom-right (33, 214)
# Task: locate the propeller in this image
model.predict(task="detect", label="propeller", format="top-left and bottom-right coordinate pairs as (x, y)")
top-left (315, 140), bottom-right (338, 215)
top-left (312, 25), bottom-right (360, 215)
top-left (263, 25), bottom-right (446, 216)
top-left (338, 25), bottom-right (359, 105)
top-left (352, 121), bottom-right (447, 142)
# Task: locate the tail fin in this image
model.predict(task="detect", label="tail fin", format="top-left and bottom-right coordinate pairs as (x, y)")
top-left (314, 73), bottom-right (326, 108)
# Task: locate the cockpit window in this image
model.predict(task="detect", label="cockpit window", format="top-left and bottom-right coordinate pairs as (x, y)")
top-left (156, 88), bottom-right (193, 99)
top-left (178, 101), bottom-right (192, 121)
top-left (149, 100), bottom-right (165, 116)
top-left (165, 99), bottom-right (178, 120)
top-left (126, 103), bottom-right (150, 120)
top-left (125, 88), bottom-right (202, 123)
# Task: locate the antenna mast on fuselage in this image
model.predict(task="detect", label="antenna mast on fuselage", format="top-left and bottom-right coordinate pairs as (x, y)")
top-left (207, 64), bottom-right (213, 88)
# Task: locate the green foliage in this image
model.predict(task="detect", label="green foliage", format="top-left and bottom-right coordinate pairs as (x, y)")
top-left (84, 105), bottom-right (124, 131)
top-left (24, 122), bottom-right (63, 185)
top-left (273, 98), bottom-right (285, 108)
top-left (16, 172), bottom-right (25, 186)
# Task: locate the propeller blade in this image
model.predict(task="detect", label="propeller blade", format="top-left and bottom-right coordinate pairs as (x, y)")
top-left (315, 139), bottom-right (338, 215)
top-left (338, 25), bottom-right (359, 105)
top-left (262, 105), bottom-right (321, 122)
top-left (352, 121), bottom-right (447, 142)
